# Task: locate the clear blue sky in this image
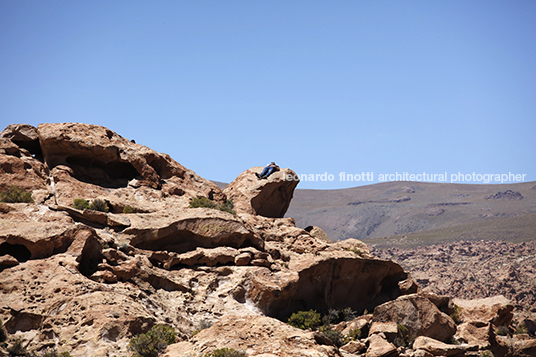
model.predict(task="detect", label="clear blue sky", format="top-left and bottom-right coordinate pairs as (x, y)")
top-left (1, 1), bottom-right (535, 189)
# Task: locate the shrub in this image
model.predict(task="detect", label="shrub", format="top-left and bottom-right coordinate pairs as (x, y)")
top-left (450, 304), bottom-right (462, 324)
top-left (189, 197), bottom-right (236, 215)
top-left (496, 325), bottom-right (509, 336)
top-left (219, 200), bottom-right (236, 215)
top-left (341, 307), bottom-right (357, 321)
top-left (73, 198), bottom-right (90, 210)
top-left (122, 205), bottom-right (135, 214)
top-left (189, 196), bottom-right (217, 209)
top-left (192, 319), bottom-right (213, 336)
top-left (319, 325), bottom-right (344, 347)
top-left (394, 323), bottom-right (410, 347)
top-left (344, 327), bottom-right (361, 342)
top-left (287, 310), bottom-right (322, 330)
top-left (40, 348), bottom-right (72, 357)
top-left (514, 324), bottom-right (528, 335)
top-left (205, 348), bottom-right (247, 357)
top-left (128, 324), bottom-right (176, 357)
top-left (7, 337), bottom-right (28, 356)
top-left (89, 199), bottom-right (109, 213)
top-left (0, 186), bottom-right (33, 203)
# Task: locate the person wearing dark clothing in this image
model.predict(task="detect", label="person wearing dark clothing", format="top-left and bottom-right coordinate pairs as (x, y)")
top-left (256, 162), bottom-right (280, 179)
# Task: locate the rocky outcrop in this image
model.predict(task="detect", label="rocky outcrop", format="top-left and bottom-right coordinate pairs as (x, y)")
top-left (453, 295), bottom-right (514, 327)
top-left (250, 253), bottom-right (410, 320)
top-left (485, 190), bottom-right (523, 200)
top-left (371, 294), bottom-right (457, 341)
top-left (412, 336), bottom-right (465, 356)
top-left (123, 208), bottom-right (264, 253)
top-left (223, 166), bottom-right (299, 218)
top-left (1, 123), bottom-right (535, 357)
top-left (163, 315), bottom-right (341, 357)
top-left (372, 240), bottom-right (536, 309)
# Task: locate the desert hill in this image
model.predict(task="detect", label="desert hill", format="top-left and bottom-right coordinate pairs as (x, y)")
top-left (1, 123), bottom-right (535, 357)
top-left (286, 181), bottom-right (536, 245)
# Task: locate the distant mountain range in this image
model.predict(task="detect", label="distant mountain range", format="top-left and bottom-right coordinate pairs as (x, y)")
top-left (284, 181), bottom-right (536, 247)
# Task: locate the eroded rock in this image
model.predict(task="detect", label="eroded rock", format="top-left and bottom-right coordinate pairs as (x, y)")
top-left (223, 167), bottom-right (299, 218)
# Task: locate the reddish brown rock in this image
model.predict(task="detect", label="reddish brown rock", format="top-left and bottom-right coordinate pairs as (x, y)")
top-left (223, 167), bottom-right (299, 218)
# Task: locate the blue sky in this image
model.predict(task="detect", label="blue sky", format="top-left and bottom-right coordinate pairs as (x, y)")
top-left (1, 1), bottom-right (535, 189)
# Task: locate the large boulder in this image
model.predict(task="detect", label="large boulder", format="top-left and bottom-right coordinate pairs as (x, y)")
top-left (223, 166), bottom-right (299, 218)
top-left (372, 294), bottom-right (457, 341)
top-left (163, 315), bottom-right (341, 357)
top-left (453, 295), bottom-right (514, 327)
top-left (37, 122), bottom-right (224, 201)
top-left (249, 253), bottom-right (409, 320)
top-left (413, 336), bottom-right (466, 356)
top-left (0, 203), bottom-right (83, 261)
top-left (123, 208), bottom-right (264, 254)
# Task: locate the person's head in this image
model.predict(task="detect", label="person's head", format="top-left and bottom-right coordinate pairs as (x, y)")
top-left (271, 162), bottom-right (275, 165)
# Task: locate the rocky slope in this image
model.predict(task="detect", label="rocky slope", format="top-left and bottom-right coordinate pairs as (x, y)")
top-left (1, 123), bottom-right (535, 357)
top-left (372, 240), bottom-right (536, 313)
top-left (286, 181), bottom-right (536, 243)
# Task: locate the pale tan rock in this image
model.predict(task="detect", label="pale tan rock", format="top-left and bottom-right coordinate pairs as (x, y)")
top-left (369, 321), bottom-right (398, 340)
top-left (223, 166), bottom-right (299, 218)
top-left (0, 254), bottom-right (19, 269)
top-left (341, 340), bottom-right (367, 354)
top-left (124, 208), bottom-right (263, 253)
top-left (372, 294), bottom-right (456, 341)
top-left (37, 122), bottom-right (224, 209)
top-left (234, 252), bottom-right (252, 266)
top-left (164, 315), bottom-right (341, 357)
top-left (305, 225), bottom-right (333, 243)
top-left (412, 336), bottom-right (465, 356)
top-left (454, 321), bottom-right (492, 349)
top-left (342, 315), bottom-right (372, 337)
top-left (453, 295), bottom-right (514, 327)
top-left (0, 153), bottom-right (48, 192)
top-left (366, 333), bottom-right (398, 357)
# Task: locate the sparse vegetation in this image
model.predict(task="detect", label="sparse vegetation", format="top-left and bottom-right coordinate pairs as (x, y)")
top-left (189, 197), bottom-right (236, 215)
top-left (319, 325), bottom-right (344, 347)
top-left (322, 308), bottom-right (357, 325)
top-left (496, 325), bottom-right (509, 336)
top-left (450, 304), bottom-right (462, 324)
top-left (72, 198), bottom-right (90, 210)
top-left (287, 310), bottom-right (322, 330)
top-left (0, 186), bottom-right (34, 203)
top-left (7, 337), bottom-right (28, 356)
top-left (72, 198), bottom-right (109, 212)
top-left (344, 327), bottom-right (361, 342)
top-left (394, 323), bottom-right (410, 347)
top-left (128, 324), bottom-right (176, 357)
top-left (89, 198), bottom-right (109, 212)
top-left (514, 324), bottom-right (528, 335)
top-left (204, 348), bottom-right (247, 357)
top-left (346, 246), bottom-right (363, 256)
top-left (192, 319), bottom-right (213, 336)
top-left (123, 205), bottom-right (135, 214)
top-left (39, 348), bottom-right (72, 357)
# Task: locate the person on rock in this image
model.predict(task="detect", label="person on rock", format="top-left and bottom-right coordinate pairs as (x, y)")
top-left (256, 162), bottom-right (280, 179)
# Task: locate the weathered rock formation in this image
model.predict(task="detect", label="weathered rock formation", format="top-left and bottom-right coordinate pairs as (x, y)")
top-left (223, 166), bottom-right (299, 218)
top-left (1, 123), bottom-right (534, 357)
